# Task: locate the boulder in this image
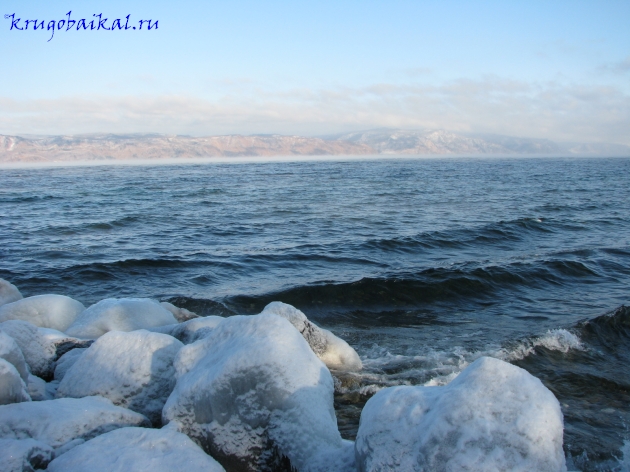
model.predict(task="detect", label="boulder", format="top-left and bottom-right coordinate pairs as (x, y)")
top-left (354, 356), bottom-right (567, 472)
top-left (0, 321), bottom-right (56, 379)
top-left (0, 331), bottom-right (29, 381)
top-left (160, 301), bottom-right (199, 322)
top-left (0, 358), bottom-right (31, 405)
top-left (0, 396), bottom-right (150, 453)
top-left (65, 298), bottom-right (177, 339)
top-left (47, 427), bottom-right (225, 472)
top-left (54, 348), bottom-right (86, 382)
top-left (0, 438), bottom-right (54, 472)
top-left (0, 279), bottom-right (22, 307)
top-left (57, 330), bottom-right (183, 425)
top-left (261, 302), bottom-right (362, 371)
top-left (149, 315), bottom-right (225, 344)
top-left (163, 312), bottom-right (345, 472)
top-left (0, 295), bottom-right (85, 331)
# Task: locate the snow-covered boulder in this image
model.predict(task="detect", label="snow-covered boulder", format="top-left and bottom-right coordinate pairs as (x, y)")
top-left (57, 330), bottom-right (183, 425)
top-left (37, 327), bottom-right (94, 359)
top-left (0, 358), bottom-right (31, 405)
top-left (0, 279), bottom-right (22, 307)
top-left (0, 438), bottom-right (54, 472)
top-left (355, 356), bottom-right (566, 472)
top-left (54, 348), bottom-right (86, 382)
top-left (163, 312), bottom-right (344, 472)
top-left (261, 302), bottom-right (362, 371)
top-left (0, 295), bottom-right (85, 331)
top-left (0, 331), bottom-right (29, 381)
top-left (149, 316), bottom-right (225, 344)
top-left (47, 427), bottom-right (225, 472)
top-left (26, 374), bottom-right (49, 401)
top-left (0, 396), bottom-right (150, 453)
top-left (0, 320), bottom-right (56, 379)
top-left (65, 298), bottom-right (177, 339)
top-left (161, 301), bottom-right (199, 322)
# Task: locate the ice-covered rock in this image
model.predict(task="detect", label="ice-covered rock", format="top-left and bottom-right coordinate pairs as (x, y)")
top-left (0, 396), bottom-right (150, 452)
top-left (57, 330), bottom-right (183, 425)
top-left (261, 302), bottom-right (362, 371)
top-left (0, 358), bottom-right (31, 405)
top-left (0, 295), bottom-right (85, 331)
top-left (26, 374), bottom-right (49, 401)
top-left (163, 312), bottom-right (344, 472)
top-left (0, 320), bottom-right (56, 379)
top-left (0, 331), bottom-right (29, 381)
top-left (149, 315), bottom-right (225, 344)
top-left (65, 298), bottom-right (177, 339)
top-left (355, 356), bottom-right (567, 472)
top-left (161, 301), bottom-right (200, 322)
top-left (54, 348), bottom-right (86, 382)
top-left (37, 327), bottom-right (94, 360)
top-left (47, 427), bottom-right (225, 472)
top-left (0, 279), bottom-right (22, 307)
top-left (0, 438), bottom-right (54, 472)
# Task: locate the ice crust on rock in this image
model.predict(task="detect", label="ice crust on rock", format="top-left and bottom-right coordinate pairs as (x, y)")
top-left (160, 301), bottom-right (200, 322)
top-left (0, 396), bottom-right (150, 452)
top-left (27, 374), bottom-right (49, 401)
top-left (355, 356), bottom-right (567, 472)
top-left (0, 279), bottom-right (23, 307)
top-left (0, 358), bottom-right (31, 405)
top-left (65, 298), bottom-right (177, 339)
top-left (149, 315), bottom-right (225, 344)
top-left (163, 312), bottom-right (344, 472)
top-left (261, 302), bottom-right (362, 371)
top-left (57, 330), bottom-right (183, 425)
top-left (47, 427), bottom-right (225, 472)
top-left (0, 438), bottom-right (54, 472)
top-left (0, 320), bottom-right (56, 379)
top-left (0, 295), bottom-right (85, 332)
top-left (54, 348), bottom-right (86, 382)
top-left (0, 330), bottom-right (29, 381)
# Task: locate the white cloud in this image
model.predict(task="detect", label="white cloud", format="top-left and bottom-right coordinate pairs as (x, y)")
top-left (0, 77), bottom-right (628, 145)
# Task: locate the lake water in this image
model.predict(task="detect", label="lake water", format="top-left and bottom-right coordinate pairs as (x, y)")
top-left (1, 156), bottom-right (629, 470)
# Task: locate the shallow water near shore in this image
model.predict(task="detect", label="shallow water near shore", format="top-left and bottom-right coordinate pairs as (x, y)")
top-left (1, 156), bottom-right (629, 470)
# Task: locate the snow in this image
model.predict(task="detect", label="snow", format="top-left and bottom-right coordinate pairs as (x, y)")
top-left (355, 356), bottom-right (567, 472)
top-left (149, 315), bottom-right (225, 344)
top-left (54, 348), bottom-right (86, 382)
top-left (0, 295), bottom-right (85, 332)
top-left (0, 279), bottom-right (22, 307)
top-left (65, 298), bottom-right (177, 339)
top-left (0, 358), bottom-right (31, 405)
top-left (47, 427), bottom-right (225, 472)
top-left (0, 438), bottom-right (54, 472)
top-left (261, 302), bottom-right (362, 371)
top-left (0, 330), bottom-right (29, 381)
top-left (160, 301), bottom-right (199, 322)
top-left (57, 330), bottom-right (183, 425)
top-left (0, 396), bottom-right (150, 452)
top-left (0, 320), bottom-right (56, 379)
top-left (163, 312), bottom-right (344, 472)
top-left (27, 374), bottom-right (49, 401)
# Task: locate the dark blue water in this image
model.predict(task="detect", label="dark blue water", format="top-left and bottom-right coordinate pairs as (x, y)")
top-left (1, 157), bottom-right (629, 470)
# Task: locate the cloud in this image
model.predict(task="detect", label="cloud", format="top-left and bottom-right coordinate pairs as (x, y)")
top-left (599, 56), bottom-right (630, 74)
top-left (0, 77), bottom-right (628, 145)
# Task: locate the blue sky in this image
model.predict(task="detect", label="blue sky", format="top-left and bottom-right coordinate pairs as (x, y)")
top-left (1, 0), bottom-right (628, 143)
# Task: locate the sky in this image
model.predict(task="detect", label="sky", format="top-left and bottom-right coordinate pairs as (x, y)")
top-left (0, 0), bottom-right (628, 144)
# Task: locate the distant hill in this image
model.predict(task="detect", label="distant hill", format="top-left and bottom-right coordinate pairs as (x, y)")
top-left (0, 130), bottom-right (628, 163)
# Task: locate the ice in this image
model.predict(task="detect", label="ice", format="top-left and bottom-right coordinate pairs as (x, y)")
top-left (261, 302), bottom-right (362, 371)
top-left (355, 356), bottom-right (566, 472)
top-left (47, 427), bottom-right (225, 472)
top-left (0, 438), bottom-right (54, 472)
top-left (65, 298), bottom-right (177, 339)
top-left (160, 301), bottom-right (200, 322)
top-left (54, 348), bottom-right (86, 381)
top-left (163, 312), bottom-right (344, 471)
top-left (0, 358), bottom-right (31, 405)
top-left (0, 279), bottom-right (22, 307)
top-left (0, 396), bottom-right (150, 452)
top-left (37, 327), bottom-right (94, 359)
top-left (0, 295), bottom-right (85, 332)
top-left (0, 320), bottom-right (56, 379)
top-left (26, 374), bottom-right (49, 401)
top-left (149, 315), bottom-right (225, 344)
top-left (57, 330), bottom-right (183, 425)
top-left (0, 330), bottom-right (29, 381)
